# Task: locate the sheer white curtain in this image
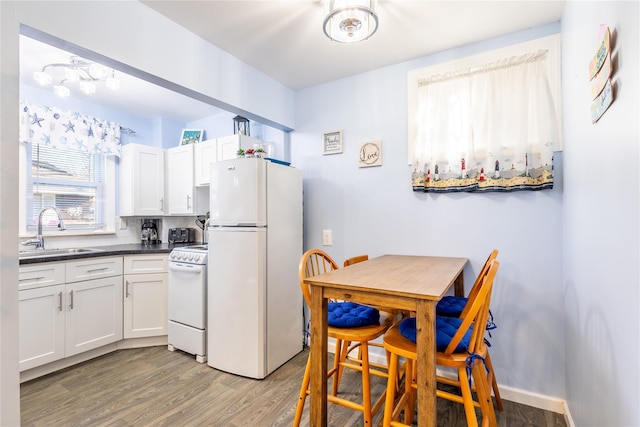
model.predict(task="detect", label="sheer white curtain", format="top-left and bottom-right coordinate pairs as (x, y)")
top-left (413, 50), bottom-right (559, 192)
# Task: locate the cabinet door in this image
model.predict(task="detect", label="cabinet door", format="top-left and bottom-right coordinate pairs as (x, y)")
top-left (65, 276), bottom-right (123, 357)
top-left (123, 254), bottom-right (168, 275)
top-left (167, 145), bottom-right (195, 214)
top-left (194, 139), bottom-right (217, 186)
top-left (123, 273), bottom-right (168, 338)
top-left (19, 285), bottom-right (66, 371)
top-left (120, 144), bottom-right (165, 216)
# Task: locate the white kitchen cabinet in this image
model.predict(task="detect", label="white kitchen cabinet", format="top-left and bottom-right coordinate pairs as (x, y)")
top-left (167, 144), bottom-right (195, 214)
top-left (19, 257), bottom-right (124, 371)
top-left (120, 143), bottom-right (165, 216)
top-left (167, 144), bottom-right (208, 215)
top-left (19, 284), bottom-right (66, 371)
top-left (216, 134), bottom-right (263, 161)
top-left (194, 138), bottom-right (217, 186)
top-left (123, 255), bottom-right (168, 339)
top-left (65, 275), bottom-right (123, 357)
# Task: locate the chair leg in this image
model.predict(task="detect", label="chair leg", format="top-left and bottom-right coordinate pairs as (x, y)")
top-left (293, 353), bottom-right (312, 427)
top-left (382, 352), bottom-right (399, 427)
top-left (331, 339), bottom-right (345, 396)
top-left (360, 342), bottom-right (373, 426)
top-left (471, 362), bottom-right (497, 427)
top-left (457, 367), bottom-right (479, 427)
top-left (403, 359), bottom-right (416, 425)
top-left (484, 352), bottom-right (504, 411)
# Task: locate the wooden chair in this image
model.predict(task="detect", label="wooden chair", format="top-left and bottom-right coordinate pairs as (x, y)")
top-left (382, 260), bottom-right (500, 427)
top-left (436, 249), bottom-right (503, 411)
top-left (294, 249), bottom-right (393, 427)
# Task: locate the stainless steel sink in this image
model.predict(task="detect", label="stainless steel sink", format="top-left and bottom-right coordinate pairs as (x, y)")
top-left (19, 247), bottom-right (105, 259)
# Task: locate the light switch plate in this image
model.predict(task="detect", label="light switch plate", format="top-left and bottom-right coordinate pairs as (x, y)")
top-left (322, 229), bottom-right (332, 246)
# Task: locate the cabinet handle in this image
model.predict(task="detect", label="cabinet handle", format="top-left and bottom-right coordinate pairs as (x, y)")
top-left (160, 197), bottom-right (164, 210)
top-left (87, 267), bottom-right (108, 273)
top-left (69, 290), bottom-right (74, 310)
top-left (19, 276), bottom-right (45, 281)
top-left (58, 291), bottom-right (63, 312)
top-left (187, 195), bottom-right (191, 209)
top-left (126, 280), bottom-right (130, 298)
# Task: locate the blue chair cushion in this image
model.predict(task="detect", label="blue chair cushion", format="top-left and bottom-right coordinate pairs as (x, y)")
top-left (328, 302), bottom-right (380, 328)
top-left (398, 316), bottom-right (472, 353)
top-left (436, 295), bottom-right (467, 317)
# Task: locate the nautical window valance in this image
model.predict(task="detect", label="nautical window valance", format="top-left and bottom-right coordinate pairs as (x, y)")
top-left (19, 101), bottom-right (121, 157)
top-left (411, 49), bottom-right (559, 193)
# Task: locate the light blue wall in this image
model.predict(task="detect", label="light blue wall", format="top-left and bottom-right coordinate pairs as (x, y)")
top-left (292, 23), bottom-right (566, 399)
top-left (561, 2), bottom-right (639, 425)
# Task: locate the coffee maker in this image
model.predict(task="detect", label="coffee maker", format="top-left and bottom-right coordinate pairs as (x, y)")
top-left (141, 218), bottom-right (160, 245)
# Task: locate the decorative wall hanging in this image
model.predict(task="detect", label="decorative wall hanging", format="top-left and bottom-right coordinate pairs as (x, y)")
top-left (322, 130), bottom-right (343, 155)
top-left (589, 26), bottom-right (615, 123)
top-left (180, 129), bottom-right (203, 145)
top-left (358, 140), bottom-right (381, 167)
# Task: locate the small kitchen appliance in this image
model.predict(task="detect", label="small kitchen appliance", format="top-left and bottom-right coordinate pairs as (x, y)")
top-left (141, 218), bottom-right (160, 244)
top-left (168, 227), bottom-right (196, 244)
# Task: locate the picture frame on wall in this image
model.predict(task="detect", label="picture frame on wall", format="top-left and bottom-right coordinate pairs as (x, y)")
top-left (322, 130), bottom-right (343, 155)
top-left (180, 129), bottom-right (204, 146)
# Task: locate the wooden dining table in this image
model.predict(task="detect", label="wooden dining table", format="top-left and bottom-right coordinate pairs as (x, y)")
top-left (304, 254), bottom-right (468, 426)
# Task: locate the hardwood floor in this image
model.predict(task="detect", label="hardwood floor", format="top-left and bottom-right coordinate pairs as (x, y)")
top-left (21, 346), bottom-right (566, 427)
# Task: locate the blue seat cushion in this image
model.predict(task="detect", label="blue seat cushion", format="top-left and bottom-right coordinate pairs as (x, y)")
top-left (398, 316), bottom-right (472, 353)
top-left (328, 302), bottom-right (380, 328)
top-left (436, 295), bottom-right (467, 317)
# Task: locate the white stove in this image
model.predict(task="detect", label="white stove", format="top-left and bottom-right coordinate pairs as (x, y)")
top-left (168, 244), bottom-right (208, 363)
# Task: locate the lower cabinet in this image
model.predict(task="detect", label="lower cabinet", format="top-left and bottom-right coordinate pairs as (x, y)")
top-left (19, 284), bottom-right (66, 371)
top-left (65, 276), bottom-right (123, 357)
top-left (123, 254), bottom-right (169, 339)
top-left (19, 276), bottom-right (123, 370)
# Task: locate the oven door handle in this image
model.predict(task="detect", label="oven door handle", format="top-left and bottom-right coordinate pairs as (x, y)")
top-left (169, 262), bottom-right (205, 273)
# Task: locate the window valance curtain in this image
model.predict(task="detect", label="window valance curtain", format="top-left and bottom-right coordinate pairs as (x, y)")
top-left (19, 101), bottom-right (122, 157)
top-left (412, 50), bottom-right (558, 193)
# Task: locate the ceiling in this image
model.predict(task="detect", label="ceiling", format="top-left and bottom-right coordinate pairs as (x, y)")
top-left (20, 1), bottom-right (564, 123)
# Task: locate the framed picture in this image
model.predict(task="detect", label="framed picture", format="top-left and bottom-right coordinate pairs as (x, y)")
top-left (180, 129), bottom-right (204, 146)
top-left (322, 130), bottom-right (343, 155)
top-left (358, 140), bottom-right (382, 168)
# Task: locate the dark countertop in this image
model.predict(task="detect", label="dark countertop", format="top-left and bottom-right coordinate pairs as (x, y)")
top-left (19, 242), bottom-right (199, 265)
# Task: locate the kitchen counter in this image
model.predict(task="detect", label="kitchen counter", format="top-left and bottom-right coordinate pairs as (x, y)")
top-left (19, 242), bottom-right (197, 265)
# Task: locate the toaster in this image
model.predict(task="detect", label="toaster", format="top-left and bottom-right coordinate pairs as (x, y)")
top-left (168, 227), bottom-right (196, 243)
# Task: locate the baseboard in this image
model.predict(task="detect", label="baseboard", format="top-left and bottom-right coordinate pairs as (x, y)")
top-left (338, 342), bottom-right (571, 418)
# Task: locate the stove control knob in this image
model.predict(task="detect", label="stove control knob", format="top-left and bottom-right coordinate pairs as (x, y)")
top-left (194, 255), bottom-right (202, 263)
top-left (187, 254), bottom-right (194, 261)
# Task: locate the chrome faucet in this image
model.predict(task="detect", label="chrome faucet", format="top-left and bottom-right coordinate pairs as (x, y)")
top-left (22, 207), bottom-right (66, 250)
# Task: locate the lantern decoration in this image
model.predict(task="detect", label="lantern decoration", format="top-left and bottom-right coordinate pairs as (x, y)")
top-left (233, 115), bottom-right (250, 136)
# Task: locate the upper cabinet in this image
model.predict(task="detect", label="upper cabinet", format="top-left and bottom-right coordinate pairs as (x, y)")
top-left (120, 144), bottom-right (165, 216)
top-left (166, 144), bottom-right (209, 215)
top-left (194, 139), bottom-right (218, 186)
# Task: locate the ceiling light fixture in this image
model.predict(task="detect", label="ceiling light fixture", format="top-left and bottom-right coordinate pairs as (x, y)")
top-left (323, 0), bottom-right (378, 43)
top-left (33, 55), bottom-right (120, 97)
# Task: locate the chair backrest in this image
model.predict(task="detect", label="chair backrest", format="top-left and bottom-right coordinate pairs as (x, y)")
top-left (443, 259), bottom-right (500, 356)
top-left (460, 249), bottom-right (498, 319)
top-left (298, 249), bottom-right (339, 306)
top-left (344, 254), bottom-right (368, 267)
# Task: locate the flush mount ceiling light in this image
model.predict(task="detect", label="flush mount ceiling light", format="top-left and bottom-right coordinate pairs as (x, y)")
top-left (323, 0), bottom-right (379, 43)
top-left (33, 55), bottom-right (120, 97)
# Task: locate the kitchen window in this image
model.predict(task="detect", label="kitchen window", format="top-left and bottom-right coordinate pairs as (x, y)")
top-left (19, 101), bottom-right (119, 235)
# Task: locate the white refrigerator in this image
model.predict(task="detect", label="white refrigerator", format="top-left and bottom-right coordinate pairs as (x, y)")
top-left (207, 157), bottom-right (303, 379)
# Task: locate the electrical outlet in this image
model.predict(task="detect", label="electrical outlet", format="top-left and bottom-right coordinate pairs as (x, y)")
top-left (322, 229), bottom-right (332, 246)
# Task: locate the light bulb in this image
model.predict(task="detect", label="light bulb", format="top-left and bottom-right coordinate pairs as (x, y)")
top-left (79, 81), bottom-right (96, 95)
top-left (53, 85), bottom-right (70, 97)
top-left (33, 71), bottom-right (52, 85)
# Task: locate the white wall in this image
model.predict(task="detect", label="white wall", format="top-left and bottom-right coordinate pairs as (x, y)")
top-left (561, 2), bottom-right (639, 426)
top-left (292, 23), bottom-right (567, 402)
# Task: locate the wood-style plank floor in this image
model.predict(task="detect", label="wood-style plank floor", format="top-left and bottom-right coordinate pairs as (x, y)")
top-left (21, 346), bottom-right (566, 426)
